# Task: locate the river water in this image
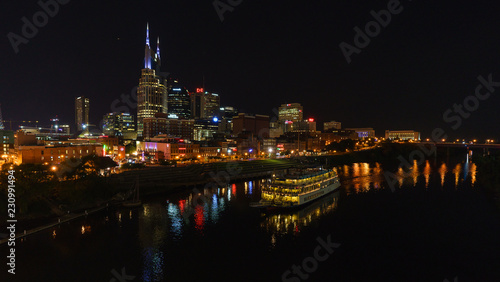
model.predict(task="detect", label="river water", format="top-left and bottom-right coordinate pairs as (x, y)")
top-left (2, 157), bottom-right (500, 281)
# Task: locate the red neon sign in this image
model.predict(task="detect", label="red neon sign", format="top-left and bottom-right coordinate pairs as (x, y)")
top-left (308, 118), bottom-right (314, 122)
top-left (196, 88), bottom-right (204, 93)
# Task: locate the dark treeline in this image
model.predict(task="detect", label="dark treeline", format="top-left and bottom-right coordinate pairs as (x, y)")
top-left (0, 156), bottom-right (123, 227)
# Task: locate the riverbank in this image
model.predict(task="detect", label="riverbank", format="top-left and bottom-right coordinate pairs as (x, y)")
top-left (0, 158), bottom-right (299, 234)
top-left (7, 160), bottom-right (500, 281)
top-left (110, 158), bottom-right (299, 195)
top-left (4, 143), bottom-right (499, 239)
top-left (0, 204), bottom-right (111, 245)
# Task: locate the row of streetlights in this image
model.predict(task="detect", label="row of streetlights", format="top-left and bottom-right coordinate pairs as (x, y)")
top-left (425, 138), bottom-right (495, 144)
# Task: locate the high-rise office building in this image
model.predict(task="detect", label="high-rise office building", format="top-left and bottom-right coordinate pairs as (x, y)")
top-left (324, 121), bottom-right (342, 131)
top-left (204, 92), bottom-right (220, 119)
top-left (191, 91), bottom-right (203, 119)
top-left (75, 96), bottom-right (90, 131)
top-left (220, 106), bottom-right (238, 119)
top-left (137, 23), bottom-right (168, 137)
top-left (103, 112), bottom-right (135, 137)
top-left (217, 106), bottom-right (238, 134)
top-left (143, 113), bottom-right (194, 140)
top-left (287, 118), bottom-right (317, 133)
top-left (190, 89), bottom-right (221, 119)
top-left (232, 113), bottom-right (270, 138)
top-left (278, 103), bottom-right (303, 123)
top-left (167, 81), bottom-right (191, 119)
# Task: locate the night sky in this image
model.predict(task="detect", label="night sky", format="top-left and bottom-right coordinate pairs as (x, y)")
top-left (2, 0), bottom-right (500, 140)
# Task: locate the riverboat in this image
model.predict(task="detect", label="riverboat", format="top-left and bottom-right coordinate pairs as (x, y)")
top-left (250, 167), bottom-right (340, 209)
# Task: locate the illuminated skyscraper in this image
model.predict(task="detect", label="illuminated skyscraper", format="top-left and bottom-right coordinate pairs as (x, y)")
top-left (103, 112), bottom-right (135, 137)
top-left (75, 96), bottom-right (90, 131)
top-left (190, 88), bottom-right (220, 119)
top-left (203, 92), bottom-right (220, 119)
top-left (137, 23), bottom-right (168, 137)
top-left (278, 103), bottom-right (303, 123)
top-left (167, 80), bottom-right (191, 119)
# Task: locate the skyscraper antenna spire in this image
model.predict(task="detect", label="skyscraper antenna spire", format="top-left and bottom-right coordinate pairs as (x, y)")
top-left (146, 22), bottom-right (150, 46)
top-left (144, 23), bottom-right (151, 69)
top-left (156, 36), bottom-right (160, 60)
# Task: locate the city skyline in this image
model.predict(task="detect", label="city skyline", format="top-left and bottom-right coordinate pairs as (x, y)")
top-left (4, 2), bottom-right (500, 281)
top-left (2, 1), bottom-right (500, 139)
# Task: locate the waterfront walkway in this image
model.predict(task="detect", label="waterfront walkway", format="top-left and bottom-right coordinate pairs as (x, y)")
top-left (109, 159), bottom-right (298, 194)
top-left (0, 205), bottom-right (109, 245)
top-left (0, 159), bottom-right (299, 244)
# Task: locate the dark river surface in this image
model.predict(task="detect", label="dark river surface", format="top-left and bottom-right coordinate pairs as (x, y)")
top-left (3, 156), bottom-right (500, 281)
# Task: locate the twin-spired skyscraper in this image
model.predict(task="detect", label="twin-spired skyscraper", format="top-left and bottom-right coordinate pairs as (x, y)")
top-left (136, 23), bottom-right (168, 137)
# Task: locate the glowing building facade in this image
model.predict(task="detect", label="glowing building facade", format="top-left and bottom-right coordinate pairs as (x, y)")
top-left (167, 81), bottom-right (191, 120)
top-left (385, 130), bottom-right (420, 141)
top-left (190, 89), bottom-right (220, 119)
top-left (75, 96), bottom-right (89, 131)
top-left (137, 23), bottom-right (168, 137)
top-left (278, 103), bottom-right (303, 123)
top-left (103, 112), bottom-right (135, 137)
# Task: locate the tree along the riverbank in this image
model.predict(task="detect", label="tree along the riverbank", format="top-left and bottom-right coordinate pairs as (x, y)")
top-left (0, 156), bottom-right (122, 222)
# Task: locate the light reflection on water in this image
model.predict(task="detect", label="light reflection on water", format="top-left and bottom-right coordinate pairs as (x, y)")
top-left (471, 163), bottom-right (477, 186)
top-left (50, 158), bottom-right (480, 244)
top-left (342, 162), bottom-right (385, 194)
top-left (453, 163), bottom-right (461, 187)
top-left (439, 163), bottom-right (448, 187)
top-left (33, 157), bottom-right (481, 281)
top-left (261, 191), bottom-right (339, 240)
top-left (139, 159), bottom-right (480, 249)
top-left (424, 161), bottom-right (431, 188)
top-left (339, 158), bottom-right (477, 195)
